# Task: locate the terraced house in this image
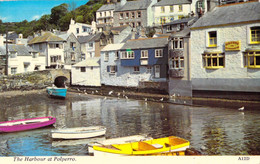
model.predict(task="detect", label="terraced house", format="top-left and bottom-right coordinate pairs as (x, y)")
top-left (113, 0), bottom-right (157, 28)
top-left (190, 1), bottom-right (260, 98)
top-left (101, 36), bottom-right (169, 92)
top-left (28, 32), bottom-right (65, 69)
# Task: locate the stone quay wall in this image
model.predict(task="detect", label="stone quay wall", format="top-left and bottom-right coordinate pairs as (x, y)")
top-left (0, 69), bottom-right (70, 92)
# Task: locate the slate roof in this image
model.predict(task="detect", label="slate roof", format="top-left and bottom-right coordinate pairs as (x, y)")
top-left (101, 43), bottom-right (125, 51)
top-left (115, 0), bottom-right (152, 12)
top-left (111, 25), bottom-right (129, 32)
top-left (77, 33), bottom-right (103, 43)
top-left (170, 27), bottom-right (190, 38)
top-left (153, 0), bottom-right (191, 7)
top-left (163, 17), bottom-right (198, 26)
top-left (0, 45), bottom-right (38, 56)
top-left (97, 4), bottom-right (115, 12)
top-left (121, 36), bottom-right (168, 50)
top-left (28, 32), bottom-right (65, 44)
top-left (191, 2), bottom-right (260, 29)
top-left (73, 57), bottom-right (100, 67)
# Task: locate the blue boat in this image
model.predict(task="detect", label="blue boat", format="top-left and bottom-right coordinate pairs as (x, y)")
top-left (46, 87), bottom-right (67, 99)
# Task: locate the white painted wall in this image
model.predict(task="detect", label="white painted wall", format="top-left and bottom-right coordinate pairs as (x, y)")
top-left (71, 66), bottom-right (101, 86)
top-left (190, 23), bottom-right (260, 92)
top-left (68, 19), bottom-right (92, 37)
top-left (153, 4), bottom-right (191, 25)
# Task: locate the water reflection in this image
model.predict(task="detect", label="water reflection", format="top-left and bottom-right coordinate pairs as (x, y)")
top-left (0, 93), bottom-right (260, 156)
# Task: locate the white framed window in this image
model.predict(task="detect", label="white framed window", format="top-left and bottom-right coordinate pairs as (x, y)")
top-left (121, 51), bottom-right (135, 59)
top-left (125, 12), bottom-right (129, 19)
top-left (134, 66), bottom-right (140, 73)
top-left (170, 56), bottom-right (184, 69)
top-left (104, 52), bottom-right (109, 61)
top-left (155, 49), bottom-right (163, 58)
top-left (107, 65), bottom-right (117, 74)
top-left (11, 67), bottom-right (17, 74)
top-left (147, 66), bottom-right (152, 73)
top-left (120, 13), bottom-right (124, 19)
top-left (173, 38), bottom-right (183, 49)
top-left (115, 51), bottom-right (120, 60)
top-left (141, 50), bottom-right (148, 58)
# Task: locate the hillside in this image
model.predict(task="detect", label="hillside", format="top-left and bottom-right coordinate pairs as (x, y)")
top-left (0, 0), bottom-right (107, 37)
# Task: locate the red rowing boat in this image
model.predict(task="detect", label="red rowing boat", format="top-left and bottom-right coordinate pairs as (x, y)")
top-left (0, 116), bottom-right (56, 133)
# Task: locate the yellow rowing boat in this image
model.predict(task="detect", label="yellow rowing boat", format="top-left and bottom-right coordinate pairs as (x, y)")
top-left (93, 136), bottom-right (190, 156)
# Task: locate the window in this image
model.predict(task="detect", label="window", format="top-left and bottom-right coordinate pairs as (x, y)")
top-left (179, 5), bottom-right (183, 12)
top-left (104, 12), bottom-right (106, 17)
top-left (100, 12), bottom-right (102, 17)
top-left (125, 12), bottom-right (129, 19)
top-left (39, 44), bottom-right (42, 50)
top-left (161, 7), bottom-right (165, 13)
top-left (11, 67), bottom-right (17, 74)
top-left (170, 6), bottom-right (174, 12)
top-left (10, 52), bottom-right (16, 58)
top-left (173, 38), bottom-right (183, 49)
top-left (120, 23), bottom-right (124, 26)
top-left (32, 53), bottom-right (38, 58)
top-left (121, 51), bottom-right (135, 59)
top-left (131, 22), bottom-right (135, 28)
top-left (89, 42), bottom-right (93, 48)
top-left (167, 26), bottom-right (172, 32)
top-left (244, 51), bottom-right (260, 68)
top-left (120, 13), bottom-right (124, 19)
top-left (81, 54), bottom-right (85, 60)
top-left (71, 52), bottom-right (75, 61)
top-left (202, 53), bottom-right (225, 69)
top-left (104, 52), bottom-right (109, 61)
top-left (155, 49), bottom-right (163, 58)
top-left (107, 65), bottom-right (117, 74)
top-left (115, 51), bottom-right (119, 60)
top-left (49, 44), bottom-right (55, 49)
top-left (70, 42), bottom-right (76, 49)
top-left (81, 67), bottom-right (86, 72)
top-left (198, 1), bottom-right (203, 8)
top-left (147, 66), bottom-right (152, 73)
top-left (160, 17), bottom-right (166, 24)
top-left (137, 11), bottom-right (141, 18)
top-left (250, 26), bottom-right (260, 44)
top-left (137, 22), bottom-right (141, 27)
top-left (208, 31), bottom-right (217, 47)
top-left (131, 12), bottom-right (135, 19)
top-left (76, 28), bottom-right (79, 34)
top-left (134, 66), bottom-right (140, 73)
top-left (141, 50), bottom-right (148, 58)
top-left (171, 56), bottom-right (184, 69)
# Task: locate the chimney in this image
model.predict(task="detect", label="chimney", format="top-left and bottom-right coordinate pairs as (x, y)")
top-left (107, 0), bottom-right (111, 3)
top-left (131, 29), bottom-right (136, 39)
top-left (70, 19), bottom-right (75, 25)
top-left (19, 33), bottom-right (23, 39)
top-left (120, 0), bottom-right (127, 6)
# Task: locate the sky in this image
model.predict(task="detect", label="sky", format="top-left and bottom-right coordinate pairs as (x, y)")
top-left (0, 0), bottom-right (89, 23)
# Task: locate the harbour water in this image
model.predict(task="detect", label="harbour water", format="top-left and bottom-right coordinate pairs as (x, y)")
top-left (0, 91), bottom-right (260, 156)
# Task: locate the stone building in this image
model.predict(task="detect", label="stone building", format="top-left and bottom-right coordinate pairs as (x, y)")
top-left (190, 1), bottom-right (260, 98)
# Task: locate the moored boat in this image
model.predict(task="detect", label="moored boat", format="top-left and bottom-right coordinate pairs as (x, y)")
top-left (51, 126), bottom-right (106, 140)
top-left (92, 136), bottom-right (190, 156)
top-left (46, 86), bottom-right (67, 99)
top-left (0, 116), bottom-right (56, 133)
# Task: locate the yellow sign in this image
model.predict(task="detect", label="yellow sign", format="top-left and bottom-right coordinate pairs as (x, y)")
top-left (225, 41), bottom-right (241, 51)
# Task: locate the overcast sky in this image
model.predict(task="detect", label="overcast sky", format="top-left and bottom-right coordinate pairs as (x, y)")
top-left (0, 0), bottom-right (88, 22)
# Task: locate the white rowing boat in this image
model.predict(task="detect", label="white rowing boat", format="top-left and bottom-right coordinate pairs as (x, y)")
top-left (51, 126), bottom-right (106, 140)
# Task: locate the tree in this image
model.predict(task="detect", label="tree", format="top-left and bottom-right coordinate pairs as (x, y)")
top-left (58, 12), bottom-right (73, 31)
top-left (50, 3), bottom-right (68, 26)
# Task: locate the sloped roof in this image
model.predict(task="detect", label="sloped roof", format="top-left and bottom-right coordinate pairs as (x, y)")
top-left (115, 0), bottom-right (152, 12)
top-left (191, 2), bottom-right (260, 29)
top-left (153, 0), bottom-right (191, 7)
top-left (121, 36), bottom-right (168, 50)
top-left (163, 17), bottom-right (198, 26)
top-left (111, 25), bottom-right (129, 32)
top-left (0, 45), bottom-right (36, 56)
top-left (170, 27), bottom-right (190, 38)
top-left (97, 4), bottom-right (115, 12)
top-left (101, 43), bottom-right (125, 51)
top-left (58, 33), bottom-right (69, 40)
top-left (73, 57), bottom-right (100, 67)
top-left (28, 32), bottom-right (65, 44)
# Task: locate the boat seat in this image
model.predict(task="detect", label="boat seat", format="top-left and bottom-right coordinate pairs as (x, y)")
top-left (138, 141), bottom-right (157, 151)
top-left (168, 136), bottom-right (187, 146)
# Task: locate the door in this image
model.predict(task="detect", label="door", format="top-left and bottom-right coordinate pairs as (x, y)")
top-left (155, 65), bottom-right (160, 78)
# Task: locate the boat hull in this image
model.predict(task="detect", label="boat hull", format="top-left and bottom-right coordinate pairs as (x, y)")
top-left (93, 136), bottom-right (190, 156)
top-left (51, 126), bottom-right (106, 140)
top-left (0, 116), bottom-right (56, 133)
top-left (46, 87), bottom-right (67, 99)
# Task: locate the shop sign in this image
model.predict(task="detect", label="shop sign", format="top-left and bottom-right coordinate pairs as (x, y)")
top-left (225, 41), bottom-right (241, 51)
